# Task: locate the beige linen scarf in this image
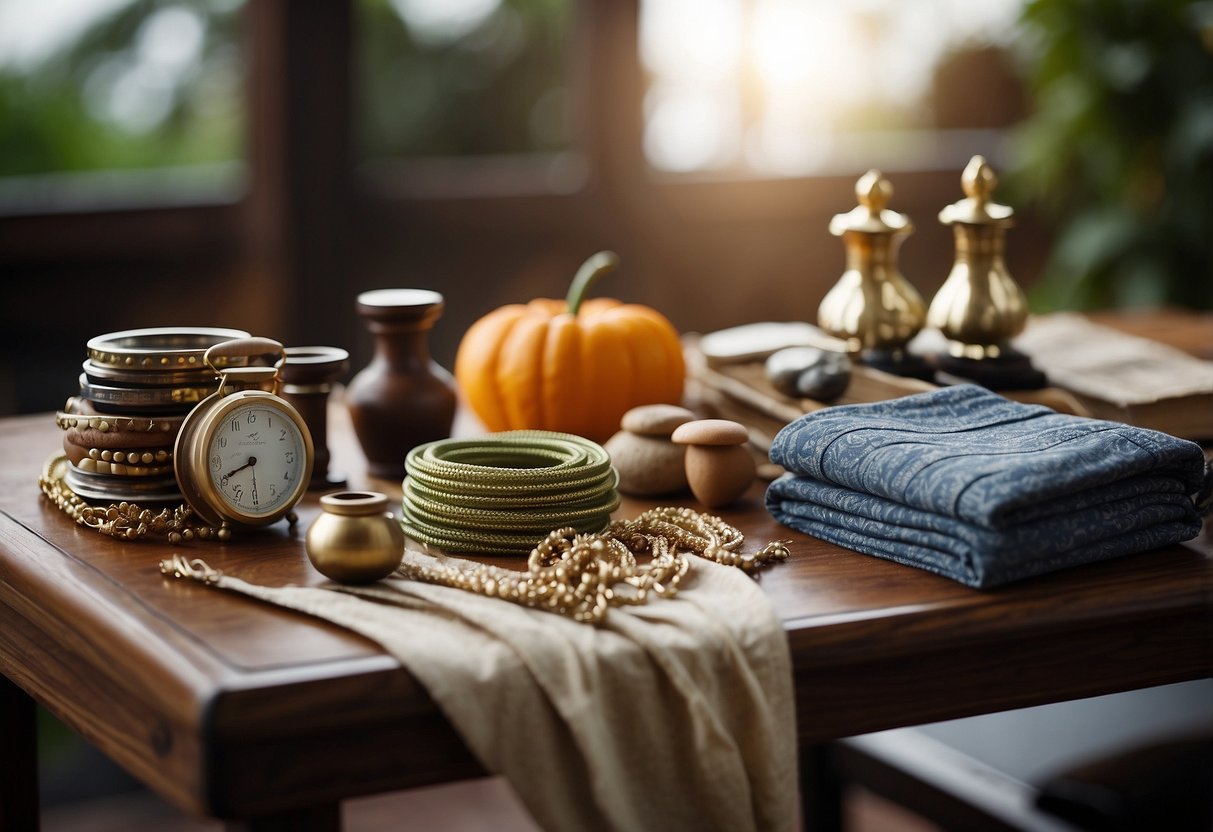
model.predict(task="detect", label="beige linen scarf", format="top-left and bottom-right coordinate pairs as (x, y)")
top-left (169, 544), bottom-right (797, 832)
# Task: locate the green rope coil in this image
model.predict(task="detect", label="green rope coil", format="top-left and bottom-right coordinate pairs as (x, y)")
top-left (400, 431), bottom-right (621, 555)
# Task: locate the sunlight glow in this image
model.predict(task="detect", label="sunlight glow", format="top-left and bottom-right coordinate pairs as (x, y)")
top-left (645, 83), bottom-right (740, 173)
top-left (0, 0), bottom-right (131, 68)
top-left (640, 0), bottom-right (744, 83)
top-left (391, 0), bottom-right (503, 47)
top-left (641, 0), bottom-right (1025, 175)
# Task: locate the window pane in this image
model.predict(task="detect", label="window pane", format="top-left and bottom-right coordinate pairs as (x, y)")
top-left (640, 0), bottom-right (1025, 176)
top-left (356, 0), bottom-right (572, 160)
top-left (0, 0), bottom-right (245, 183)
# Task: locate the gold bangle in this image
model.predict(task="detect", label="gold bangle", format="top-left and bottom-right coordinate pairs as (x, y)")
top-left (62, 439), bottom-right (173, 472)
top-left (83, 359), bottom-right (216, 388)
top-left (86, 327), bottom-right (250, 371)
top-left (56, 409), bottom-right (185, 435)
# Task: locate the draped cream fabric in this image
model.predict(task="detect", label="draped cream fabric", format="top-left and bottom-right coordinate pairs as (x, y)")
top-left (198, 545), bottom-right (798, 832)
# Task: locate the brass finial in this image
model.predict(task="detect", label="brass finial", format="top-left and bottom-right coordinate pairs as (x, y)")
top-left (829, 169), bottom-right (913, 237)
top-left (939, 155), bottom-right (1014, 227)
top-left (927, 155), bottom-right (1028, 360)
top-left (818, 170), bottom-right (926, 362)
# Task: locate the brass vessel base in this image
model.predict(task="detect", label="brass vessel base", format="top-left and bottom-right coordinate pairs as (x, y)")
top-left (861, 349), bottom-right (936, 382)
top-left (931, 349), bottom-right (1048, 391)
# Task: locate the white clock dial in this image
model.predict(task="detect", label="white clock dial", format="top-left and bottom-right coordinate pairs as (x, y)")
top-left (206, 401), bottom-right (307, 518)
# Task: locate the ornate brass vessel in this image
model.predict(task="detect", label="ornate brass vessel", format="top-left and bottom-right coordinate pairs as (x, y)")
top-left (818, 170), bottom-right (927, 373)
top-left (927, 155), bottom-right (1029, 359)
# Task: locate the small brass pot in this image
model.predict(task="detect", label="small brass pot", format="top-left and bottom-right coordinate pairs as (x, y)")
top-left (305, 491), bottom-right (404, 583)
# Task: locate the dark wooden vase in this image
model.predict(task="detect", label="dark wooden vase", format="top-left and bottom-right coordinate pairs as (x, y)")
top-left (345, 289), bottom-right (457, 481)
top-left (280, 345), bottom-right (350, 490)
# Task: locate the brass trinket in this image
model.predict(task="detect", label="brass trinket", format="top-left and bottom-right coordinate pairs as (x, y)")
top-left (929, 155), bottom-right (1028, 359)
top-left (927, 155), bottom-right (1045, 389)
top-left (306, 491), bottom-right (405, 584)
top-left (818, 170), bottom-right (929, 377)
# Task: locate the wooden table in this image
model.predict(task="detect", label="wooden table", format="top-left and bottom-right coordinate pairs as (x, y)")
top-left (2, 317), bottom-right (1211, 831)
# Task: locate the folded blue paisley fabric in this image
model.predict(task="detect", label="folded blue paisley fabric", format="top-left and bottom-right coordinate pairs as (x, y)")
top-left (765, 385), bottom-right (1209, 588)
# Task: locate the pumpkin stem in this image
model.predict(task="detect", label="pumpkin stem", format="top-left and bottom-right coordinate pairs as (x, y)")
top-left (565, 251), bottom-right (620, 316)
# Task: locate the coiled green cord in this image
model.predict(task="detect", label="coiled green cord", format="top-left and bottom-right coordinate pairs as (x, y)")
top-left (400, 431), bottom-right (621, 554)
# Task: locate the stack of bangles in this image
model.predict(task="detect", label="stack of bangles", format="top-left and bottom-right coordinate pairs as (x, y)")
top-left (56, 327), bottom-right (251, 504)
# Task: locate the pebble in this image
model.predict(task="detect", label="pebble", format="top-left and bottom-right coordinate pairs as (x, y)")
top-left (621, 404), bottom-right (697, 437)
top-left (604, 404), bottom-right (696, 496)
top-left (764, 346), bottom-right (852, 402)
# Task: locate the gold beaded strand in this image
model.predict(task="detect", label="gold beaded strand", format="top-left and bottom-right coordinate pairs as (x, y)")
top-left (394, 505), bottom-right (790, 624)
top-left (39, 453), bottom-right (229, 542)
top-left (159, 506), bottom-right (789, 625)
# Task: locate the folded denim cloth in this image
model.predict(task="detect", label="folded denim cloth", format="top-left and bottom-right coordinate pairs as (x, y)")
top-left (765, 385), bottom-right (1209, 588)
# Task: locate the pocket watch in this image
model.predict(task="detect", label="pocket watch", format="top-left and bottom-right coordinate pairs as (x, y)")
top-left (174, 337), bottom-right (315, 529)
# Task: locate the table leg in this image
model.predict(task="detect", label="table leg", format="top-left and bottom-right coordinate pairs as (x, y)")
top-left (799, 743), bottom-right (844, 832)
top-left (223, 803), bottom-right (341, 832)
top-left (0, 675), bottom-right (39, 832)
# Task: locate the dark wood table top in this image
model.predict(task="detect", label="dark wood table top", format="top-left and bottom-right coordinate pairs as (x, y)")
top-left (1, 311), bottom-right (1210, 821)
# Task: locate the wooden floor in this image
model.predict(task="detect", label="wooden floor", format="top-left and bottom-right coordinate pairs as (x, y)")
top-left (41, 777), bottom-right (939, 832)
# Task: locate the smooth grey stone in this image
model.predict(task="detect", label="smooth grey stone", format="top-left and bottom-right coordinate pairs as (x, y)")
top-left (765, 346), bottom-right (852, 402)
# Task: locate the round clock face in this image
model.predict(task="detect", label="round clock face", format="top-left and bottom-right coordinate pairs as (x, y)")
top-left (204, 399), bottom-right (309, 520)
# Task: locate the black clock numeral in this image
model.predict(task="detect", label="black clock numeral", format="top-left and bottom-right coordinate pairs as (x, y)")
top-left (279, 428), bottom-right (287, 440)
top-left (210, 454), bottom-right (221, 470)
top-left (233, 484), bottom-right (244, 500)
top-left (270, 484), bottom-right (278, 498)
top-left (247, 413), bottom-right (257, 425)
top-left (284, 451), bottom-right (295, 464)
top-left (230, 419), bottom-right (241, 432)
top-left (218, 437), bottom-right (227, 449)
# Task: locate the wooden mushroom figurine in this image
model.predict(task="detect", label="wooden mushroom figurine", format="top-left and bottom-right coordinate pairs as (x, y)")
top-left (670, 418), bottom-right (756, 509)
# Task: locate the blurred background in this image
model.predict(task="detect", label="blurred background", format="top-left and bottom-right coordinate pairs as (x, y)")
top-left (1, 0), bottom-right (1211, 416)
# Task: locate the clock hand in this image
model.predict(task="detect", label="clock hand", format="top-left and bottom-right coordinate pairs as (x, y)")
top-left (223, 456), bottom-right (258, 480)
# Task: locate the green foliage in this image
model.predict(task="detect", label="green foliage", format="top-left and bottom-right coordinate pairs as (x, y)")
top-left (0, 0), bottom-right (243, 178)
top-left (356, 0), bottom-right (571, 159)
top-left (1007, 0), bottom-right (1213, 310)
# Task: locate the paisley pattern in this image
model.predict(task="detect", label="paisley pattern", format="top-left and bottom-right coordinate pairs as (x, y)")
top-left (765, 385), bottom-right (1208, 588)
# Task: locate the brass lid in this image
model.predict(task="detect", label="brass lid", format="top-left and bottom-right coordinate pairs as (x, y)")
top-left (939, 155), bottom-right (1014, 227)
top-left (829, 170), bottom-right (913, 237)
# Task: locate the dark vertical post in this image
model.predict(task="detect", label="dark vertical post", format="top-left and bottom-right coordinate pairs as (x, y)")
top-left (0, 676), bottom-right (40, 832)
top-left (800, 743), bottom-right (845, 832)
top-left (246, 0), bottom-right (355, 352)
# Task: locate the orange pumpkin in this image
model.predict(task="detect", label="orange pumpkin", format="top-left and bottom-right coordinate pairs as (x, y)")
top-left (454, 252), bottom-right (686, 442)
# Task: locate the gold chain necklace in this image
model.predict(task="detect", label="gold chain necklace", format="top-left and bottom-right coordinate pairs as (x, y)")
top-left (399, 506), bottom-right (790, 622)
top-left (39, 452), bottom-right (229, 542)
top-left (163, 505), bottom-right (790, 624)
